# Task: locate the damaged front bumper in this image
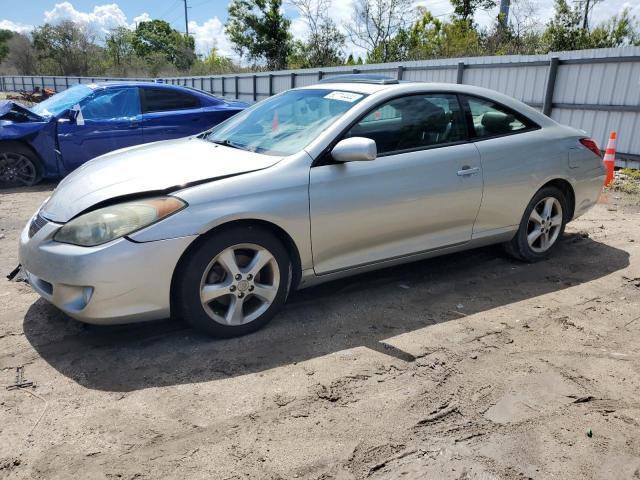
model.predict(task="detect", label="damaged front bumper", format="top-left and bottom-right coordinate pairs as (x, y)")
top-left (18, 213), bottom-right (197, 325)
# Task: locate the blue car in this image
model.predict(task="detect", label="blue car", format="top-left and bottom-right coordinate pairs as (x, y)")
top-left (0, 81), bottom-right (248, 186)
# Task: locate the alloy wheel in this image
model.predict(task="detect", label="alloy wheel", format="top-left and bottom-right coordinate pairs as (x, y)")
top-left (0, 152), bottom-right (37, 186)
top-left (199, 243), bottom-right (280, 326)
top-left (527, 196), bottom-right (563, 253)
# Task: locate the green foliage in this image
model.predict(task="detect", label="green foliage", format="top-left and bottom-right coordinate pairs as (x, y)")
top-left (370, 8), bottom-right (481, 62)
top-left (106, 27), bottom-right (135, 67)
top-left (450, 0), bottom-right (497, 23)
top-left (0, 29), bottom-right (13, 63)
top-left (191, 48), bottom-right (236, 74)
top-left (541, 0), bottom-right (639, 51)
top-left (132, 19), bottom-right (196, 71)
top-left (32, 21), bottom-right (103, 76)
top-left (225, 0), bottom-right (291, 70)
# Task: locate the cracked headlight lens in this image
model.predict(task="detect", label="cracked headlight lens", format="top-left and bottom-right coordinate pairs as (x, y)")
top-left (54, 196), bottom-right (186, 246)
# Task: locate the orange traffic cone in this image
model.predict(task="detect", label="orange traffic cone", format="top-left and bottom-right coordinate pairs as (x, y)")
top-left (603, 131), bottom-right (616, 187)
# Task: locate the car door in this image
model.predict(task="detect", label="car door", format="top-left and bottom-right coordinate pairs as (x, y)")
top-left (139, 87), bottom-right (205, 142)
top-left (57, 87), bottom-right (142, 171)
top-left (309, 93), bottom-right (483, 275)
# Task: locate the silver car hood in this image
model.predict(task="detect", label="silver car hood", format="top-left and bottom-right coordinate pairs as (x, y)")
top-left (42, 137), bottom-right (282, 223)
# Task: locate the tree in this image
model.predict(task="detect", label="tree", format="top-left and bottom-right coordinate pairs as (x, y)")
top-left (372, 6), bottom-right (482, 62)
top-left (32, 21), bottom-right (101, 76)
top-left (5, 33), bottom-right (38, 74)
top-left (588, 8), bottom-right (640, 48)
top-left (191, 48), bottom-right (236, 74)
top-left (344, 0), bottom-right (414, 63)
top-left (132, 19), bottom-right (196, 71)
top-left (540, 0), bottom-right (587, 51)
top-left (106, 27), bottom-right (136, 68)
top-left (450, 0), bottom-right (497, 24)
top-left (225, 0), bottom-right (292, 70)
top-left (290, 0), bottom-right (345, 67)
top-left (0, 30), bottom-right (12, 63)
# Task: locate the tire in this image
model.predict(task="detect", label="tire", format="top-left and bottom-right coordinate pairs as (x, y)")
top-left (504, 185), bottom-right (568, 262)
top-left (173, 225), bottom-right (291, 337)
top-left (0, 143), bottom-right (43, 187)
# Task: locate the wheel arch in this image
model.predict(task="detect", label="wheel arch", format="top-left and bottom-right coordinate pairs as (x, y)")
top-left (538, 178), bottom-right (576, 221)
top-left (170, 218), bottom-right (303, 315)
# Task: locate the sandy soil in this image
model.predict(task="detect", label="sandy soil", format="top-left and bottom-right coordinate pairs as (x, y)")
top-left (1, 182), bottom-right (639, 480)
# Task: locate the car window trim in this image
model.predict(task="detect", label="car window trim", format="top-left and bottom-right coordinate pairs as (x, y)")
top-left (313, 91), bottom-right (469, 167)
top-left (140, 87), bottom-right (201, 114)
top-left (459, 94), bottom-right (540, 142)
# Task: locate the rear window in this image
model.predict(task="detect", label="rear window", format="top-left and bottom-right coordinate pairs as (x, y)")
top-left (142, 88), bottom-right (200, 113)
top-left (463, 95), bottom-right (535, 139)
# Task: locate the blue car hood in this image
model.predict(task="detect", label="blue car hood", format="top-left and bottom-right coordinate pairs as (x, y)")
top-left (0, 100), bottom-right (45, 123)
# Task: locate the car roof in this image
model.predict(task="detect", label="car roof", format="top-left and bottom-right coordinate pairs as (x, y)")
top-left (88, 80), bottom-right (225, 104)
top-left (299, 80), bottom-right (554, 127)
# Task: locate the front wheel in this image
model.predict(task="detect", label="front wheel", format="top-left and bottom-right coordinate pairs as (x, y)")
top-left (0, 145), bottom-right (42, 187)
top-left (504, 186), bottom-right (568, 262)
top-left (173, 226), bottom-right (291, 337)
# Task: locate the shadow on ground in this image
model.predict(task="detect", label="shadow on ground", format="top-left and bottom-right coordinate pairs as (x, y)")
top-left (23, 233), bottom-right (629, 392)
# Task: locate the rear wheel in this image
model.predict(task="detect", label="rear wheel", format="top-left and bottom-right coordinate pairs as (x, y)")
top-left (504, 186), bottom-right (568, 262)
top-left (0, 145), bottom-right (42, 187)
top-left (173, 226), bottom-right (291, 337)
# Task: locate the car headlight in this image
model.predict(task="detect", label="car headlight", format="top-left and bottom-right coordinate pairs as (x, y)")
top-left (54, 196), bottom-right (186, 247)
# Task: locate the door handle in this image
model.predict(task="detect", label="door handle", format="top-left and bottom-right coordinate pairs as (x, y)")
top-left (457, 166), bottom-right (480, 176)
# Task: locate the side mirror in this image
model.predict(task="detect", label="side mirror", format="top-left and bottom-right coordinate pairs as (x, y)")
top-left (331, 137), bottom-right (377, 163)
top-left (68, 104), bottom-right (84, 126)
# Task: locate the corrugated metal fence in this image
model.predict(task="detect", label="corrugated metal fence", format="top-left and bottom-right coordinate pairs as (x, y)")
top-left (2, 46), bottom-right (639, 165)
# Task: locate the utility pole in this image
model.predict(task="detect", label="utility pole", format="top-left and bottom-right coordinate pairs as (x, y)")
top-left (183, 0), bottom-right (189, 36)
top-left (499, 0), bottom-right (510, 27)
top-left (582, 0), bottom-right (591, 30)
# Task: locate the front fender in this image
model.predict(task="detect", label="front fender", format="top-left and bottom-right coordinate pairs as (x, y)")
top-left (127, 157), bottom-right (313, 270)
top-left (0, 118), bottom-right (60, 177)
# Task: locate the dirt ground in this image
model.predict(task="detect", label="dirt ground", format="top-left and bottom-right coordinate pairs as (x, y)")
top-left (1, 181), bottom-right (639, 480)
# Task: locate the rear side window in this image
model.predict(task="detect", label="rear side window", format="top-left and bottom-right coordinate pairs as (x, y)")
top-left (463, 96), bottom-right (534, 139)
top-left (141, 88), bottom-right (200, 113)
top-left (346, 93), bottom-right (466, 155)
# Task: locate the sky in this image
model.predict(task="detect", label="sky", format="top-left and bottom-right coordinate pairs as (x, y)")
top-left (0, 0), bottom-right (638, 60)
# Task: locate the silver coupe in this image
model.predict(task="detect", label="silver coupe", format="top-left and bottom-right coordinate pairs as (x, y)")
top-left (19, 75), bottom-right (606, 336)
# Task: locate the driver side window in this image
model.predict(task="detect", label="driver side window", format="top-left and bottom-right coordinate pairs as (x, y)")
top-left (345, 93), bottom-right (466, 156)
top-left (81, 88), bottom-right (141, 120)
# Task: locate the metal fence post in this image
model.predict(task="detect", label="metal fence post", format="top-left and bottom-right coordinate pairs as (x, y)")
top-left (397, 65), bottom-right (404, 80)
top-left (200, 77), bottom-right (204, 91)
top-left (252, 74), bottom-right (257, 101)
top-left (235, 76), bottom-right (239, 99)
top-left (318, 70), bottom-right (323, 81)
top-left (353, 68), bottom-right (360, 74)
top-left (41, 76), bottom-right (45, 89)
top-left (543, 56), bottom-right (559, 117)
top-left (456, 61), bottom-right (465, 84)
top-left (268, 74), bottom-right (273, 96)
top-left (290, 72), bottom-right (296, 88)
top-left (221, 77), bottom-right (225, 97)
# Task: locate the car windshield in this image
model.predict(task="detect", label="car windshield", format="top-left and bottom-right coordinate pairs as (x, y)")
top-left (31, 84), bottom-right (93, 117)
top-left (204, 89), bottom-right (367, 156)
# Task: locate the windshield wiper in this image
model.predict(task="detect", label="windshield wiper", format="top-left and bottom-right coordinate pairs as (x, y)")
top-left (209, 138), bottom-right (248, 151)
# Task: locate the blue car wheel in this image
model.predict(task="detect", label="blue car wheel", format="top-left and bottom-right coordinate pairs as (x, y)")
top-left (0, 145), bottom-right (42, 187)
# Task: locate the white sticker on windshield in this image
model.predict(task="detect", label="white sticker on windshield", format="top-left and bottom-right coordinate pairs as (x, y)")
top-left (324, 91), bottom-right (363, 103)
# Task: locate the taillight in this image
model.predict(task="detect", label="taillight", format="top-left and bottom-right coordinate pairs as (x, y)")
top-left (579, 138), bottom-right (602, 159)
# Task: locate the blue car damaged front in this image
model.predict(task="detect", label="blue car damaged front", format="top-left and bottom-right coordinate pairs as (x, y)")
top-left (0, 82), bottom-right (248, 186)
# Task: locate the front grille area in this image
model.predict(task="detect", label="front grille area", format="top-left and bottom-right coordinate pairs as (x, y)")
top-left (28, 212), bottom-right (48, 238)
